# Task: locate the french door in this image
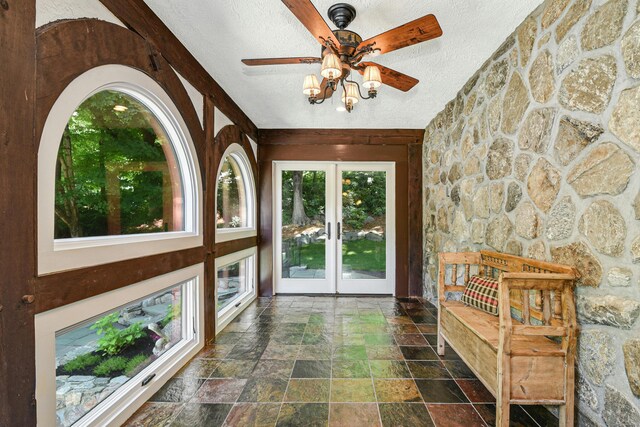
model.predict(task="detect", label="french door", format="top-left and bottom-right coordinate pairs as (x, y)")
top-left (274, 162), bottom-right (395, 295)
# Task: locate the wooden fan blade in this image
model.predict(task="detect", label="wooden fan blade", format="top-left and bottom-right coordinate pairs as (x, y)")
top-left (317, 78), bottom-right (336, 100)
top-left (242, 57), bottom-right (322, 66)
top-left (281, 0), bottom-right (341, 48)
top-left (358, 14), bottom-right (442, 54)
top-left (358, 62), bottom-right (419, 92)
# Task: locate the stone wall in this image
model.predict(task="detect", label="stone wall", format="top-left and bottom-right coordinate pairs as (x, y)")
top-left (422, 0), bottom-right (640, 424)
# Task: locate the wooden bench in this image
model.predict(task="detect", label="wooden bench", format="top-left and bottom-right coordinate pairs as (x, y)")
top-left (437, 251), bottom-right (578, 427)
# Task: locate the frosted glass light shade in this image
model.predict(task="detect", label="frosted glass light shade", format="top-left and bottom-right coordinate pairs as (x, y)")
top-left (303, 74), bottom-right (321, 96)
top-left (341, 82), bottom-right (360, 105)
top-left (321, 53), bottom-right (342, 80)
top-left (362, 65), bottom-right (382, 89)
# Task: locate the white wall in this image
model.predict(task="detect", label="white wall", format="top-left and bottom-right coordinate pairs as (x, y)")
top-left (36, 0), bottom-right (125, 27)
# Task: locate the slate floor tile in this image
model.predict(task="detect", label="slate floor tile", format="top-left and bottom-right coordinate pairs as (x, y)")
top-left (394, 334), bottom-right (429, 346)
top-left (251, 359), bottom-right (294, 379)
top-left (128, 296), bottom-right (556, 427)
top-left (415, 379), bottom-right (469, 403)
top-left (369, 360), bottom-right (411, 378)
top-left (366, 345), bottom-right (404, 360)
top-left (192, 379), bottom-right (247, 403)
top-left (456, 379), bottom-right (495, 403)
top-left (331, 360), bottom-right (371, 378)
top-left (170, 403), bottom-right (233, 426)
top-left (149, 378), bottom-right (204, 403)
top-left (406, 361), bottom-right (451, 379)
top-left (237, 377), bottom-right (288, 402)
top-left (378, 402), bottom-right (435, 427)
top-left (374, 379), bottom-right (422, 402)
top-left (175, 358), bottom-right (219, 379)
top-left (443, 360), bottom-right (477, 379)
top-left (285, 379), bottom-right (330, 402)
top-left (333, 345), bottom-right (368, 360)
top-left (211, 360), bottom-right (258, 379)
top-left (222, 402), bottom-right (281, 426)
top-left (123, 402), bottom-right (183, 427)
top-left (400, 346), bottom-right (439, 360)
top-left (330, 379), bottom-right (376, 402)
top-left (328, 403), bottom-right (381, 427)
top-left (292, 359), bottom-right (332, 378)
top-left (427, 403), bottom-right (486, 427)
top-left (276, 403), bottom-right (330, 427)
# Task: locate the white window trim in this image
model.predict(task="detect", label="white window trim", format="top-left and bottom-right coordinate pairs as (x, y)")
top-left (214, 143), bottom-right (257, 243)
top-left (35, 263), bottom-right (205, 427)
top-left (215, 247), bottom-right (257, 332)
top-left (38, 65), bottom-right (203, 274)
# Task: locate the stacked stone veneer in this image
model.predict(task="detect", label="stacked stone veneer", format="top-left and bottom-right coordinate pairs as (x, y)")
top-left (422, 0), bottom-right (640, 424)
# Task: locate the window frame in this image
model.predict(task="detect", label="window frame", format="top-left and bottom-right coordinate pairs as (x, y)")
top-left (215, 246), bottom-right (257, 332)
top-left (38, 65), bottom-right (203, 274)
top-left (214, 143), bottom-right (257, 243)
top-left (34, 263), bottom-right (205, 427)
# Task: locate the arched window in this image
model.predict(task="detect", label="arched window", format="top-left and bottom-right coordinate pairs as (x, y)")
top-left (215, 143), bottom-right (256, 242)
top-left (38, 65), bottom-right (202, 274)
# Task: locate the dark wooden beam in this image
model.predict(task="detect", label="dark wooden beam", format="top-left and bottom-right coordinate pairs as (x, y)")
top-left (0, 0), bottom-right (37, 424)
top-left (216, 237), bottom-right (259, 259)
top-left (35, 247), bottom-right (206, 313)
top-left (203, 95), bottom-right (216, 342)
top-left (98, 0), bottom-right (258, 141)
top-left (259, 129), bottom-right (425, 146)
top-left (408, 143), bottom-right (424, 297)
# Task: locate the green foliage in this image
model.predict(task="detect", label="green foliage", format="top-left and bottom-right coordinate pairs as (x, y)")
top-left (90, 313), bottom-right (146, 356)
top-left (280, 170), bottom-right (386, 228)
top-left (62, 353), bottom-right (101, 373)
top-left (160, 303), bottom-right (181, 328)
top-left (341, 190), bottom-right (368, 230)
top-left (296, 239), bottom-right (386, 271)
top-left (55, 90), bottom-right (171, 238)
top-left (93, 356), bottom-right (128, 377)
top-left (281, 170), bottom-right (326, 225)
top-left (125, 354), bottom-right (148, 376)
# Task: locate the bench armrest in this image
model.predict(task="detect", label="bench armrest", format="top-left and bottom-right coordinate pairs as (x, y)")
top-left (437, 252), bottom-right (482, 302)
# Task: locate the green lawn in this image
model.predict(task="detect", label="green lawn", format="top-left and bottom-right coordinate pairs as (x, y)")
top-left (293, 239), bottom-right (386, 272)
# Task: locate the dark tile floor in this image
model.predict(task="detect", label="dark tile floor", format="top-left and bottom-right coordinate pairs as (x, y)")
top-left (125, 296), bottom-right (558, 427)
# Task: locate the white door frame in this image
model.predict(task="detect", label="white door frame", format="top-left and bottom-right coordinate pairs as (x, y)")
top-left (273, 161), bottom-right (395, 295)
top-left (274, 162), bottom-right (337, 294)
top-left (336, 162), bottom-right (395, 294)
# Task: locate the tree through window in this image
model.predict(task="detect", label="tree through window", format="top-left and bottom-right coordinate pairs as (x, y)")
top-left (54, 90), bottom-right (184, 239)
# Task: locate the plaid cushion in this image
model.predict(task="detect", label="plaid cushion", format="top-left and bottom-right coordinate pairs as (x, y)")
top-left (461, 275), bottom-right (499, 316)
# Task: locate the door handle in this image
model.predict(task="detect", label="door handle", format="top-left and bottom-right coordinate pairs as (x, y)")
top-left (337, 222), bottom-right (341, 240)
top-left (327, 222), bottom-right (331, 240)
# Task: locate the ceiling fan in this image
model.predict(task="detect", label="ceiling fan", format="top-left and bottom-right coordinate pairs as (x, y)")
top-left (241, 1), bottom-right (443, 112)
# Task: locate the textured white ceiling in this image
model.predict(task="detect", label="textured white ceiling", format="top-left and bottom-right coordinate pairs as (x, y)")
top-left (144, 0), bottom-right (543, 129)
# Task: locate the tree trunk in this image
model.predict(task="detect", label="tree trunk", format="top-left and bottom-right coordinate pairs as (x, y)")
top-left (292, 170), bottom-right (309, 225)
top-left (56, 125), bottom-right (82, 237)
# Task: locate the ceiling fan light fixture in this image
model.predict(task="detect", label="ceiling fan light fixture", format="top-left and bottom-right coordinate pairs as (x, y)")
top-left (362, 65), bottom-right (382, 89)
top-left (303, 74), bottom-right (321, 96)
top-left (321, 53), bottom-right (342, 80)
top-left (342, 82), bottom-right (360, 105)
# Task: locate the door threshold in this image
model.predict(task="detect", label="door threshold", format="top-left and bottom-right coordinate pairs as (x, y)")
top-left (274, 293), bottom-right (393, 297)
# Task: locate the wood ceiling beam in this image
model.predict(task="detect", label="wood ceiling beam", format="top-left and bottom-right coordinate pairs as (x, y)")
top-left (259, 128), bottom-right (425, 145)
top-left (99, 0), bottom-right (258, 141)
top-left (0, 0), bottom-right (37, 425)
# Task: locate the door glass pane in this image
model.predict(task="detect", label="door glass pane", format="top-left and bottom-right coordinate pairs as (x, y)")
top-left (341, 171), bottom-right (386, 279)
top-left (217, 256), bottom-right (253, 312)
top-left (55, 284), bottom-right (184, 426)
top-left (281, 170), bottom-right (326, 279)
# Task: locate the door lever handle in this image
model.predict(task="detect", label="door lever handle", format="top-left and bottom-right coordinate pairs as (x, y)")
top-left (327, 222), bottom-right (331, 240)
top-left (337, 222), bottom-right (341, 240)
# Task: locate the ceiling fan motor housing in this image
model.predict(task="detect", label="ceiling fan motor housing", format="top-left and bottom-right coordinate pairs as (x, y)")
top-left (328, 3), bottom-right (357, 29)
